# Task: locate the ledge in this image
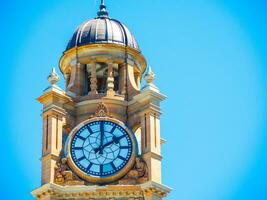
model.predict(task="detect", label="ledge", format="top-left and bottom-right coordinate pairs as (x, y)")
top-left (31, 181), bottom-right (171, 199)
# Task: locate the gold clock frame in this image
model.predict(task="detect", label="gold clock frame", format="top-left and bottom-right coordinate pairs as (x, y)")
top-left (67, 117), bottom-right (137, 184)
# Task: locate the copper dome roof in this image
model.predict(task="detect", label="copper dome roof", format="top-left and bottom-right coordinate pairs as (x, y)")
top-left (65, 1), bottom-right (140, 52)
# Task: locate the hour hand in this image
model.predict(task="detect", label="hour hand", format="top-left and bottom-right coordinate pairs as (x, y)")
top-left (94, 140), bottom-right (114, 154)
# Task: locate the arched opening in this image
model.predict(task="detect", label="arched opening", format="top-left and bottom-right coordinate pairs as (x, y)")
top-left (85, 62), bottom-right (121, 96)
top-left (134, 127), bottom-right (142, 155)
top-left (84, 66), bottom-right (89, 95)
top-left (96, 62), bottom-right (108, 94)
top-left (134, 69), bottom-right (141, 90)
top-left (113, 64), bottom-right (119, 94)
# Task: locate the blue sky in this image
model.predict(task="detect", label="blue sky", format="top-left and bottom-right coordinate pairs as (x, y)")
top-left (1, 0), bottom-right (267, 199)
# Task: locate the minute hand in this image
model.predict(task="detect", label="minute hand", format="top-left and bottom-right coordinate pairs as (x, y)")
top-left (99, 122), bottom-right (104, 154)
top-left (95, 135), bottom-right (126, 154)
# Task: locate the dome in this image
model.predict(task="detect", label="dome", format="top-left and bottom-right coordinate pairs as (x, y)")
top-left (65, 2), bottom-right (140, 52)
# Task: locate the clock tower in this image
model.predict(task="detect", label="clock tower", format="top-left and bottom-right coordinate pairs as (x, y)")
top-left (32, 1), bottom-right (171, 199)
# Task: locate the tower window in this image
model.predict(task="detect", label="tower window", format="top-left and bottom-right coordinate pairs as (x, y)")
top-left (96, 63), bottom-right (108, 94)
top-left (134, 127), bottom-right (142, 155)
top-left (113, 64), bottom-right (119, 94)
top-left (84, 66), bottom-right (90, 95)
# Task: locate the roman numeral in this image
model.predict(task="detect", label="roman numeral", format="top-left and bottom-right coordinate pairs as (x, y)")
top-left (86, 163), bottom-right (93, 172)
top-left (100, 121), bottom-right (104, 133)
top-left (87, 126), bottom-right (94, 135)
top-left (118, 155), bottom-right (126, 161)
top-left (77, 156), bottom-right (86, 162)
top-left (113, 134), bottom-right (126, 144)
top-left (120, 146), bottom-right (129, 149)
top-left (74, 147), bottom-right (83, 150)
top-left (100, 165), bottom-right (103, 175)
top-left (117, 134), bottom-right (126, 140)
top-left (110, 162), bottom-right (116, 170)
top-left (110, 126), bottom-right (117, 134)
top-left (77, 135), bottom-right (86, 140)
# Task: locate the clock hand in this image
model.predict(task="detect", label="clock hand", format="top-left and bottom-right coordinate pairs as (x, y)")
top-left (99, 122), bottom-right (104, 154)
top-left (94, 134), bottom-right (126, 154)
top-left (94, 140), bottom-right (114, 154)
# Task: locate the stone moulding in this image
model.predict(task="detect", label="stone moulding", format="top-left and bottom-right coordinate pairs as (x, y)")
top-left (59, 44), bottom-right (147, 78)
top-left (32, 183), bottom-right (142, 199)
top-left (31, 181), bottom-right (171, 200)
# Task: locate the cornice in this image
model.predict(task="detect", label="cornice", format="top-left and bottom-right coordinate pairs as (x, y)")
top-left (32, 183), bottom-right (144, 199)
top-left (59, 43), bottom-right (147, 76)
top-left (37, 87), bottom-right (73, 106)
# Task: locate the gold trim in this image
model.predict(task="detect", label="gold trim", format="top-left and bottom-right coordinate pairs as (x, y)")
top-left (67, 117), bottom-right (137, 184)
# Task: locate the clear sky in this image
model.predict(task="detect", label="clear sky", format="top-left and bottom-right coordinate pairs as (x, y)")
top-left (1, 0), bottom-right (267, 199)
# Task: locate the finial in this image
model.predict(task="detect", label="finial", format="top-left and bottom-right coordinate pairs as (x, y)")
top-left (48, 67), bottom-right (60, 86)
top-left (97, 0), bottom-right (109, 18)
top-left (142, 66), bottom-right (159, 92)
top-left (144, 66), bottom-right (155, 85)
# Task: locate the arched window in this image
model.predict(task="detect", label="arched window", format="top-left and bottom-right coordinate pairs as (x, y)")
top-left (96, 62), bottom-right (108, 94)
top-left (113, 64), bottom-right (119, 94)
top-left (134, 127), bottom-right (142, 155)
top-left (85, 62), bottom-right (121, 96)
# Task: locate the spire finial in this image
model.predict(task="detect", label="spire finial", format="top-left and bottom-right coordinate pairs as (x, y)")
top-left (144, 66), bottom-right (155, 85)
top-left (97, 0), bottom-right (109, 18)
top-left (48, 67), bottom-right (60, 86)
top-left (142, 66), bottom-right (159, 92)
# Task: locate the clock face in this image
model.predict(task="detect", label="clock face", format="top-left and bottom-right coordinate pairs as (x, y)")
top-left (70, 120), bottom-right (134, 179)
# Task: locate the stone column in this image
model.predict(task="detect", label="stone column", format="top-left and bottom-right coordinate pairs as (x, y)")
top-left (88, 62), bottom-right (98, 96)
top-left (64, 73), bottom-right (71, 89)
top-left (76, 63), bottom-right (84, 96)
top-left (67, 63), bottom-right (86, 96)
top-left (141, 111), bottom-right (162, 184)
top-left (135, 72), bottom-right (141, 89)
top-left (107, 61), bottom-right (115, 96)
top-left (119, 63), bottom-right (127, 96)
top-left (41, 109), bottom-right (66, 185)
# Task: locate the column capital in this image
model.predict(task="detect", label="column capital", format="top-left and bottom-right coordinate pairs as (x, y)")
top-left (37, 87), bottom-right (73, 108)
top-left (76, 62), bottom-right (82, 68)
top-left (87, 61), bottom-right (97, 66)
top-left (106, 60), bottom-right (114, 65)
top-left (42, 105), bottom-right (67, 119)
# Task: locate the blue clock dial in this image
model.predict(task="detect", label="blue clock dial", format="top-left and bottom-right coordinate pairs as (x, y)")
top-left (70, 121), bottom-right (133, 178)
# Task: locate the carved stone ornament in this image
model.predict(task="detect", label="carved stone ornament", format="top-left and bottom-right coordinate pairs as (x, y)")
top-left (91, 102), bottom-right (113, 118)
top-left (119, 157), bottom-right (148, 185)
top-left (48, 67), bottom-right (60, 86)
top-left (54, 158), bottom-right (84, 186)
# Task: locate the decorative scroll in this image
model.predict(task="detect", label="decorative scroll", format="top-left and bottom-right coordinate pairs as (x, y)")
top-left (91, 102), bottom-right (113, 118)
top-left (54, 158), bottom-right (84, 186)
top-left (119, 157), bottom-right (148, 185)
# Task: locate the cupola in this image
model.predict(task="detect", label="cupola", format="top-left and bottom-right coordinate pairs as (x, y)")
top-left (66, 1), bottom-right (140, 52)
top-left (60, 0), bottom-right (146, 100)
